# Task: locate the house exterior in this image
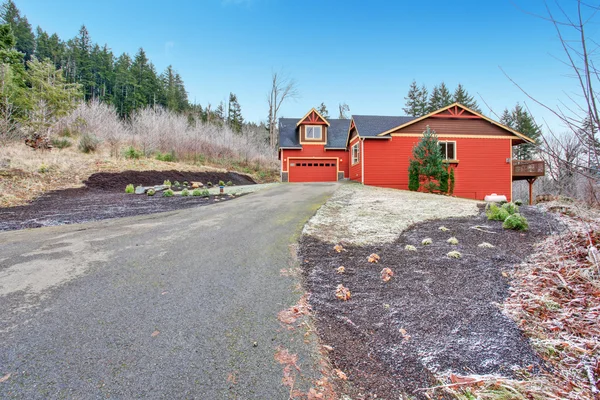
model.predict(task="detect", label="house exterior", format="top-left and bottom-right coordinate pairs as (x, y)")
top-left (278, 103), bottom-right (544, 202)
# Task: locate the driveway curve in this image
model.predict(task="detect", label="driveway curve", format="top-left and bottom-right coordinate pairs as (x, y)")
top-left (0, 182), bottom-right (337, 399)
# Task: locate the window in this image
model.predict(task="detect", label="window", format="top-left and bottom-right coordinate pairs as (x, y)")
top-left (352, 142), bottom-right (360, 165)
top-left (439, 141), bottom-right (456, 160)
top-left (306, 126), bottom-right (322, 140)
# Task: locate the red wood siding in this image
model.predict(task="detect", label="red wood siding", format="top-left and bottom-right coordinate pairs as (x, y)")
top-left (280, 146), bottom-right (349, 177)
top-left (363, 137), bottom-right (512, 201)
top-left (349, 136), bottom-right (362, 182)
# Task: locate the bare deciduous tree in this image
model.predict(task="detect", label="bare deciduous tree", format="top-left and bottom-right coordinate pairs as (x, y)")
top-left (267, 71), bottom-right (298, 148)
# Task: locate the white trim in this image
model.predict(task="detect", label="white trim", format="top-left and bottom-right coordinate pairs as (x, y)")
top-left (439, 140), bottom-right (457, 160)
top-left (361, 139), bottom-right (365, 184)
top-left (351, 142), bottom-right (360, 165)
top-left (305, 125), bottom-right (323, 140)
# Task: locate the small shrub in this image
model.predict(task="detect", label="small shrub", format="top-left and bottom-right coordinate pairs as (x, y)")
top-left (51, 137), bottom-right (72, 149)
top-left (183, 181), bottom-right (189, 186)
top-left (147, 189), bottom-right (156, 196)
top-left (478, 242), bottom-right (495, 248)
top-left (125, 184), bottom-right (135, 194)
top-left (173, 181), bottom-right (180, 186)
top-left (181, 189), bottom-right (189, 196)
top-left (439, 167), bottom-right (449, 193)
top-left (439, 226), bottom-right (449, 232)
top-left (447, 250), bottom-right (462, 259)
top-left (422, 238), bottom-right (432, 245)
top-left (449, 168), bottom-right (455, 195)
top-left (447, 237), bottom-right (459, 245)
top-left (226, 180), bottom-right (233, 186)
top-left (38, 163), bottom-right (49, 173)
top-left (156, 151), bottom-right (176, 162)
top-left (219, 180), bottom-right (225, 187)
top-left (192, 189), bottom-right (202, 196)
top-left (163, 180), bottom-right (171, 187)
top-left (201, 189), bottom-right (210, 197)
top-left (123, 146), bottom-right (142, 159)
top-left (408, 160), bottom-right (420, 191)
top-left (163, 189), bottom-right (174, 197)
top-left (207, 182), bottom-right (213, 187)
top-left (78, 133), bottom-right (100, 153)
top-left (487, 204), bottom-right (510, 221)
top-left (405, 244), bottom-right (417, 251)
top-left (514, 199), bottom-right (523, 206)
top-left (503, 213), bottom-right (529, 231)
top-left (502, 202), bottom-right (519, 215)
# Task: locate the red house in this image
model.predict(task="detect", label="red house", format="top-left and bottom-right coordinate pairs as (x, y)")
top-left (278, 103), bottom-right (544, 202)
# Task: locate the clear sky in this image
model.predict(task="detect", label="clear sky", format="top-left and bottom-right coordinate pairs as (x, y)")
top-left (15, 0), bottom-right (592, 133)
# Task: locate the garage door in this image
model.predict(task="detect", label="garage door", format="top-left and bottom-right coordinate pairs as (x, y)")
top-left (289, 159), bottom-right (337, 182)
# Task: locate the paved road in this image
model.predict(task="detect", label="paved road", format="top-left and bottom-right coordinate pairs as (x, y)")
top-left (0, 183), bottom-right (337, 399)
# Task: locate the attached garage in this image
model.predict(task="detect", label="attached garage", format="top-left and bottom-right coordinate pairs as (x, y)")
top-left (288, 159), bottom-right (337, 182)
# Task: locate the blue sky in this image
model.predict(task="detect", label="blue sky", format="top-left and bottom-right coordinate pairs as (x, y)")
top-left (16, 0), bottom-right (591, 132)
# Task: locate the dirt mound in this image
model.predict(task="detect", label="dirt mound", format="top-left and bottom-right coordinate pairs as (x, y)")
top-left (84, 170), bottom-right (255, 191)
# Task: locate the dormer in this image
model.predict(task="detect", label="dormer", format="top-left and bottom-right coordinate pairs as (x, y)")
top-left (297, 108), bottom-right (329, 145)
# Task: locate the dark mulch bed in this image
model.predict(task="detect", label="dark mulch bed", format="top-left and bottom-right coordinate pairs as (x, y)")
top-left (0, 170), bottom-right (253, 231)
top-left (300, 206), bottom-right (560, 399)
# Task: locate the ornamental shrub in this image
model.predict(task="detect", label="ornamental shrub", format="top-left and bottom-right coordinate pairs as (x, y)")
top-left (147, 189), bottom-right (156, 196)
top-left (449, 168), bottom-right (455, 195)
top-left (181, 189), bottom-right (189, 196)
top-left (502, 202), bottom-right (519, 215)
top-left (123, 146), bottom-right (142, 159)
top-left (487, 204), bottom-right (510, 221)
top-left (408, 160), bottom-right (420, 191)
top-left (192, 189), bottom-right (202, 196)
top-left (503, 213), bottom-right (529, 231)
top-left (439, 167), bottom-right (449, 194)
top-left (163, 189), bottom-right (174, 197)
top-left (125, 184), bottom-right (135, 194)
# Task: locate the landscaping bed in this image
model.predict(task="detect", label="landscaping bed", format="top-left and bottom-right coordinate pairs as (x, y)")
top-left (300, 205), bottom-right (560, 399)
top-left (0, 170), bottom-right (255, 231)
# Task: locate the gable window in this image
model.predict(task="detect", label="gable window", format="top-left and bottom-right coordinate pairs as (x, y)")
top-left (352, 142), bottom-right (360, 165)
top-left (439, 141), bottom-right (456, 160)
top-left (306, 126), bottom-right (322, 140)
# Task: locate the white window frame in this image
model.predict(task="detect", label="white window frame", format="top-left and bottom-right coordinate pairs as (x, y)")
top-left (352, 142), bottom-right (360, 165)
top-left (305, 125), bottom-right (322, 140)
top-left (439, 141), bottom-right (457, 160)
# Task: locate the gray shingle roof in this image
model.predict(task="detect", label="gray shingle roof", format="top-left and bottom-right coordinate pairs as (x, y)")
top-left (278, 118), bottom-right (350, 149)
top-left (352, 115), bottom-right (416, 137)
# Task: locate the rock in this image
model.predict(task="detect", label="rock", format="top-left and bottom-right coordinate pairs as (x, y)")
top-left (191, 181), bottom-right (203, 189)
top-left (135, 186), bottom-right (146, 195)
top-left (153, 185), bottom-right (169, 192)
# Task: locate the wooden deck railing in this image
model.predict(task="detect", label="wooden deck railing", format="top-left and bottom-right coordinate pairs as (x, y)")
top-left (513, 160), bottom-right (545, 178)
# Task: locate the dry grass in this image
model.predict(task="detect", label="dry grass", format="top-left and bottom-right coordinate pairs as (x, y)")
top-left (302, 183), bottom-right (480, 245)
top-left (0, 142), bottom-right (223, 208)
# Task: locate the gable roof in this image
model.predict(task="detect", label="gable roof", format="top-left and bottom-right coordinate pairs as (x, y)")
top-left (278, 117), bottom-right (350, 149)
top-left (296, 108), bottom-right (330, 127)
top-left (376, 102), bottom-right (535, 144)
top-left (352, 115), bottom-right (416, 137)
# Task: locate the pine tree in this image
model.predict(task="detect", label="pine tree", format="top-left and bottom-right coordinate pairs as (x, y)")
top-left (316, 102), bottom-right (329, 119)
top-left (453, 83), bottom-right (480, 111)
top-left (408, 126), bottom-right (444, 193)
top-left (403, 80), bottom-right (428, 117)
top-left (227, 92), bottom-right (243, 133)
top-left (0, 1), bottom-right (34, 61)
top-left (500, 104), bottom-right (541, 160)
top-left (112, 53), bottom-right (135, 117)
top-left (427, 82), bottom-right (453, 113)
top-left (161, 65), bottom-right (188, 112)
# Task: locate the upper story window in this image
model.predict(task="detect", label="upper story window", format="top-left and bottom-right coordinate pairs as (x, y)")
top-left (439, 141), bottom-right (456, 160)
top-left (306, 126), bottom-right (322, 140)
top-left (352, 142), bottom-right (360, 165)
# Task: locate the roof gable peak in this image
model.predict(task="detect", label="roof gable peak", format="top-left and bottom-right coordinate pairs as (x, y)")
top-left (296, 108), bottom-right (330, 127)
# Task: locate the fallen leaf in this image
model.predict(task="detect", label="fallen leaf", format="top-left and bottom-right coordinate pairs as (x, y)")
top-left (151, 330), bottom-right (160, 337)
top-left (449, 373), bottom-right (479, 384)
top-left (334, 369), bottom-right (348, 380)
top-left (367, 253), bottom-right (380, 263)
top-left (0, 373), bottom-right (11, 383)
top-left (336, 266), bottom-right (345, 274)
top-left (322, 345), bottom-right (334, 352)
top-left (335, 284), bottom-right (351, 301)
top-left (381, 267), bottom-right (394, 282)
top-left (333, 244), bottom-right (344, 253)
top-left (399, 328), bottom-right (407, 335)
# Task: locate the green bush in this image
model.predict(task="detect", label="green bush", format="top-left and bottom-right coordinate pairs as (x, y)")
top-left (173, 181), bottom-right (180, 186)
top-left (147, 189), bottom-right (156, 196)
top-left (487, 204), bottom-right (510, 221)
top-left (163, 189), bottom-right (174, 197)
top-left (38, 163), bottom-right (49, 173)
top-left (503, 213), bottom-right (529, 231)
top-left (51, 137), bottom-right (72, 149)
top-left (78, 133), bottom-right (100, 153)
top-left (125, 184), bottom-right (135, 194)
top-left (408, 160), bottom-right (420, 191)
top-left (201, 189), bottom-right (210, 198)
top-left (181, 189), bottom-right (189, 197)
top-left (192, 189), bottom-right (202, 196)
top-left (163, 179), bottom-right (171, 187)
top-left (449, 168), bottom-right (455, 195)
top-left (439, 167), bottom-right (449, 193)
top-left (226, 181), bottom-right (233, 186)
top-left (219, 180), bottom-right (225, 187)
top-left (207, 182), bottom-right (213, 187)
top-left (124, 146), bottom-right (142, 159)
top-left (502, 202), bottom-right (519, 215)
top-left (156, 151), bottom-right (176, 162)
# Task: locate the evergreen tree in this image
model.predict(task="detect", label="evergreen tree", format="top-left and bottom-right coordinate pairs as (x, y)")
top-left (316, 102), bottom-right (329, 119)
top-left (403, 80), bottom-right (429, 117)
top-left (453, 83), bottom-right (480, 111)
top-left (214, 101), bottom-right (226, 124)
top-left (227, 92), bottom-right (243, 133)
top-left (131, 48), bottom-right (163, 108)
top-left (112, 53), bottom-right (135, 117)
top-left (408, 126), bottom-right (445, 192)
top-left (0, 0), bottom-right (34, 61)
top-left (0, 23), bottom-right (25, 136)
top-left (428, 82), bottom-right (452, 112)
top-left (500, 104), bottom-right (541, 160)
top-left (161, 65), bottom-right (188, 112)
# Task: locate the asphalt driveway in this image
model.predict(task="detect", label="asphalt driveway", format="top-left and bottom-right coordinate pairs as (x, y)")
top-left (0, 182), bottom-right (337, 399)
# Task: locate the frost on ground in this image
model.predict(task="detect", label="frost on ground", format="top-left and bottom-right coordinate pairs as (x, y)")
top-left (303, 183), bottom-right (480, 245)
